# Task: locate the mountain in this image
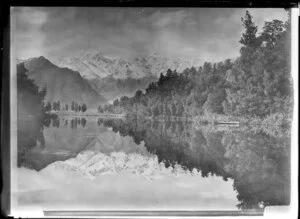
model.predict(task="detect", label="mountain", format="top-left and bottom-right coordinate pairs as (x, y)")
top-left (87, 75), bottom-right (157, 102)
top-left (20, 56), bottom-right (107, 108)
top-left (133, 52), bottom-right (203, 78)
top-left (53, 50), bottom-right (203, 80)
top-left (53, 51), bottom-right (145, 80)
top-left (52, 50), bottom-right (203, 101)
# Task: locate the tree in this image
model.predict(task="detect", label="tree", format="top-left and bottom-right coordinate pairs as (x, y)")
top-left (239, 11), bottom-right (259, 48)
top-left (98, 105), bottom-right (103, 113)
top-left (57, 101), bottom-right (60, 111)
top-left (203, 89), bottom-right (226, 114)
top-left (176, 101), bottom-right (184, 116)
top-left (158, 73), bottom-right (166, 86)
top-left (134, 90), bottom-right (143, 99)
top-left (82, 104), bottom-right (87, 112)
top-left (260, 20), bottom-right (285, 49)
top-left (71, 101), bottom-right (75, 111)
top-left (164, 104), bottom-right (171, 117)
top-left (74, 103), bottom-right (78, 112)
top-left (171, 103), bottom-right (177, 116)
top-left (81, 118), bottom-right (86, 127)
top-left (239, 10), bottom-right (261, 78)
top-left (113, 99), bottom-right (119, 106)
top-left (52, 102), bottom-right (56, 111)
top-left (166, 69), bottom-right (173, 78)
top-left (45, 102), bottom-right (52, 112)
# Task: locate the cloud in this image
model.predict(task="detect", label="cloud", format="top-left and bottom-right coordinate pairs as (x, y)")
top-left (12, 7), bottom-right (48, 59)
top-left (12, 7), bottom-right (288, 63)
top-left (146, 10), bottom-right (190, 28)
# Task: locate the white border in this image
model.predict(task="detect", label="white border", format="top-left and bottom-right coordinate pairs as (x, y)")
top-left (10, 6), bottom-right (18, 217)
top-left (9, 7), bottom-right (299, 218)
top-left (264, 7), bottom-right (299, 219)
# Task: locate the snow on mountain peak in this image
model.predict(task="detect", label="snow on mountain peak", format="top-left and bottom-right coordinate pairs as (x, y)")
top-left (53, 51), bottom-right (203, 80)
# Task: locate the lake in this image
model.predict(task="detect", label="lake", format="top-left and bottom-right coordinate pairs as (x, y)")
top-left (16, 115), bottom-right (290, 212)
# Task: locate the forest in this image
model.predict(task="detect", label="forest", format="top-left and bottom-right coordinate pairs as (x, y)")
top-left (98, 11), bottom-right (292, 126)
top-left (17, 62), bottom-right (47, 120)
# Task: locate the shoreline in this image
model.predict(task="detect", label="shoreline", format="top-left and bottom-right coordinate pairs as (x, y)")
top-left (49, 111), bottom-right (126, 118)
top-left (48, 111), bottom-right (292, 130)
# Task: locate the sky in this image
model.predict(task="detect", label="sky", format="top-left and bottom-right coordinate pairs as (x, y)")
top-left (12, 7), bottom-right (288, 62)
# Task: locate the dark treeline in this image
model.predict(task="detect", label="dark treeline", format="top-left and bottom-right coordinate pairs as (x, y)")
top-left (98, 118), bottom-right (290, 210)
top-left (17, 63), bottom-right (47, 119)
top-left (17, 62), bottom-right (47, 167)
top-left (43, 116), bottom-right (87, 129)
top-left (44, 101), bottom-right (87, 112)
top-left (98, 11), bottom-right (292, 120)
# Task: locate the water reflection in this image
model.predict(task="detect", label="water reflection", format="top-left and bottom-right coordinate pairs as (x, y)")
top-left (17, 116), bottom-right (290, 210)
top-left (97, 118), bottom-right (291, 210)
top-left (18, 116), bottom-right (89, 171)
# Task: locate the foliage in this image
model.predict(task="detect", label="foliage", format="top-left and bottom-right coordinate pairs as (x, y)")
top-left (17, 63), bottom-right (47, 118)
top-left (224, 10), bottom-right (292, 117)
top-left (97, 11), bottom-right (291, 123)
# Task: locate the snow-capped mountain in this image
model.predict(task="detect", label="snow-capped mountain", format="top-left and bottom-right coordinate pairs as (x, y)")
top-left (133, 52), bottom-right (203, 78)
top-left (53, 50), bottom-right (203, 80)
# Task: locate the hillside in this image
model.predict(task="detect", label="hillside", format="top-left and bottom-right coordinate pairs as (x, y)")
top-left (21, 56), bottom-right (107, 108)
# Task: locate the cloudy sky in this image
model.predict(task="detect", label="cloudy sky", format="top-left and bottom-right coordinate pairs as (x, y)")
top-left (12, 7), bottom-right (288, 62)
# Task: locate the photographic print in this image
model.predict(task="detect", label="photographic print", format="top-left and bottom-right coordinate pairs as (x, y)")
top-left (10, 7), bottom-right (295, 217)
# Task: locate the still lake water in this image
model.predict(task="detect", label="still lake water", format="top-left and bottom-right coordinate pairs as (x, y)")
top-left (16, 116), bottom-right (290, 211)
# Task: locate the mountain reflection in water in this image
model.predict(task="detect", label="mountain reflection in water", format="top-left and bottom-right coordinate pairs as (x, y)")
top-left (17, 116), bottom-right (290, 210)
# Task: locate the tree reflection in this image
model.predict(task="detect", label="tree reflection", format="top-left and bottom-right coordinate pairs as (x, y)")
top-left (98, 118), bottom-right (290, 210)
top-left (221, 131), bottom-right (290, 210)
top-left (18, 115), bottom-right (290, 210)
top-left (81, 118), bottom-right (86, 127)
top-left (18, 116), bottom-right (46, 168)
top-left (68, 118), bottom-right (87, 129)
top-left (52, 117), bottom-right (60, 128)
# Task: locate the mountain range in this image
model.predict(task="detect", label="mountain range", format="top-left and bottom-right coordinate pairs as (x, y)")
top-left (18, 52), bottom-right (203, 107)
top-left (53, 50), bottom-right (203, 80)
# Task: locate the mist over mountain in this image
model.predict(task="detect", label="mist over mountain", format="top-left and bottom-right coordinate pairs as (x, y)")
top-left (20, 56), bottom-right (107, 108)
top-left (53, 50), bottom-right (203, 80)
top-left (87, 75), bottom-right (157, 102)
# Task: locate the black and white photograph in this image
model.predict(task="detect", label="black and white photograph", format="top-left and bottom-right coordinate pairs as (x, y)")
top-left (9, 6), bottom-right (298, 217)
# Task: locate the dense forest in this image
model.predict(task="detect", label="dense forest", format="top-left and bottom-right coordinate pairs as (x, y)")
top-left (17, 62), bottom-right (47, 167)
top-left (98, 11), bottom-right (292, 122)
top-left (17, 62), bottom-right (47, 119)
